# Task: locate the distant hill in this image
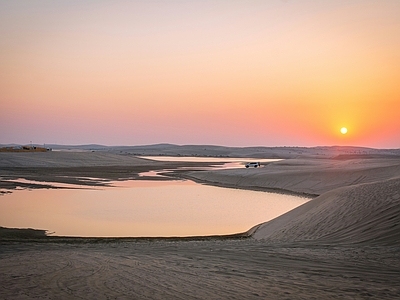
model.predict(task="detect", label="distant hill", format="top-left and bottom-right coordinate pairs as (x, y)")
top-left (1, 144), bottom-right (399, 159)
top-left (96, 144), bottom-right (400, 159)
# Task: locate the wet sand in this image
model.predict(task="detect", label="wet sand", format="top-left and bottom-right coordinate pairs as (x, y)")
top-left (1, 149), bottom-right (400, 299)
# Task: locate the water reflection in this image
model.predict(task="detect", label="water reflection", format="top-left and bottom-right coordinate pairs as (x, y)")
top-left (140, 156), bottom-right (280, 164)
top-left (1, 177), bottom-right (103, 189)
top-left (0, 179), bottom-right (308, 237)
top-left (138, 157), bottom-right (281, 177)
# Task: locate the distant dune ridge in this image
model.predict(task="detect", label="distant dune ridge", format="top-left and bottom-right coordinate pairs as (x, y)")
top-left (2, 143), bottom-right (399, 158)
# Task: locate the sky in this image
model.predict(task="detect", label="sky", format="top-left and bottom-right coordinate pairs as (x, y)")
top-left (1, 0), bottom-right (399, 148)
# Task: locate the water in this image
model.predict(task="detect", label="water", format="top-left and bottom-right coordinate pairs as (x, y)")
top-left (140, 156), bottom-right (280, 162)
top-left (0, 178), bottom-right (308, 237)
top-left (0, 157), bottom-right (308, 237)
top-left (141, 156), bottom-right (281, 169)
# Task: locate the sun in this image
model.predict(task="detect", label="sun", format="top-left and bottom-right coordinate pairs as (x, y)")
top-left (340, 127), bottom-right (348, 134)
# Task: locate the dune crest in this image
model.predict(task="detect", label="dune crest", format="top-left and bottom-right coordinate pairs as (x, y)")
top-left (251, 177), bottom-right (400, 245)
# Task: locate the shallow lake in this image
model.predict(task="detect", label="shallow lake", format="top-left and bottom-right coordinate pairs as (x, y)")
top-left (0, 178), bottom-right (308, 237)
top-left (0, 157), bottom-right (309, 237)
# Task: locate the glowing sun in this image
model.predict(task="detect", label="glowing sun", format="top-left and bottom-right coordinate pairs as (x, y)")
top-left (340, 127), bottom-right (348, 134)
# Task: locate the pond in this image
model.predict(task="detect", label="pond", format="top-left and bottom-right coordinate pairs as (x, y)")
top-left (0, 179), bottom-right (308, 237)
top-left (0, 157), bottom-right (309, 237)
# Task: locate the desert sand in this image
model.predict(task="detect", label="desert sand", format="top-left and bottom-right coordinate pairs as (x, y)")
top-left (1, 146), bottom-right (400, 299)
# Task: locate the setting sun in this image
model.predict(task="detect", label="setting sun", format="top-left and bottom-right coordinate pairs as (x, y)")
top-left (1, 1), bottom-right (399, 148)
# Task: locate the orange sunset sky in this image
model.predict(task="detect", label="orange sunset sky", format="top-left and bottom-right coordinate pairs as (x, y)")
top-left (1, 0), bottom-right (399, 148)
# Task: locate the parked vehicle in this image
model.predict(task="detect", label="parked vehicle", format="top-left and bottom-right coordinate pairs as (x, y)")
top-left (245, 162), bottom-right (260, 168)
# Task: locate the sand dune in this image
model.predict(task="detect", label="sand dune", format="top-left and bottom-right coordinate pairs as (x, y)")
top-left (104, 144), bottom-right (400, 159)
top-left (250, 177), bottom-right (400, 245)
top-left (186, 157), bottom-right (400, 195)
top-left (0, 151), bottom-right (153, 168)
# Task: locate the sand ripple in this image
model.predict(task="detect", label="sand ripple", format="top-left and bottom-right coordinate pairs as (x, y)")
top-left (252, 177), bottom-right (400, 246)
top-left (1, 240), bottom-right (400, 299)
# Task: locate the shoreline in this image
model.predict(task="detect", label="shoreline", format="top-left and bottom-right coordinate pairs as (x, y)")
top-left (0, 226), bottom-right (251, 243)
top-left (1, 151), bottom-right (400, 241)
top-left (173, 171), bottom-right (318, 198)
top-left (0, 155), bottom-right (317, 240)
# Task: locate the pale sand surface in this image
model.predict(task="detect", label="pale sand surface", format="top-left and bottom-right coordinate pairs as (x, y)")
top-left (184, 156), bottom-right (400, 196)
top-left (0, 151), bottom-right (155, 168)
top-left (250, 177), bottom-right (400, 244)
top-left (1, 148), bottom-right (400, 299)
top-left (1, 240), bottom-right (399, 299)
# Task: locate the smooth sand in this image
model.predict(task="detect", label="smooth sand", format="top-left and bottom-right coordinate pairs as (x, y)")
top-left (1, 148), bottom-right (400, 299)
top-left (250, 177), bottom-right (400, 244)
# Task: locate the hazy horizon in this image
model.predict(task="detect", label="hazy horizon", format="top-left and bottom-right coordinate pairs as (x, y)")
top-left (2, 142), bottom-right (400, 151)
top-left (1, 1), bottom-right (399, 148)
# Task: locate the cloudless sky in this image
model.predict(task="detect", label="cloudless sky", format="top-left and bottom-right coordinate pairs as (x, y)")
top-left (1, 0), bottom-right (399, 148)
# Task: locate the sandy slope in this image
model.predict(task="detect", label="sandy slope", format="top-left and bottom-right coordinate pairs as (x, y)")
top-left (186, 157), bottom-right (400, 195)
top-left (250, 177), bottom-right (400, 245)
top-left (106, 144), bottom-right (400, 159)
top-left (0, 151), bottom-right (153, 167)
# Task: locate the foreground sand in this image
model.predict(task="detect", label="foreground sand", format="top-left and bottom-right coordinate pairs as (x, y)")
top-left (1, 239), bottom-right (399, 299)
top-left (1, 149), bottom-right (400, 299)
